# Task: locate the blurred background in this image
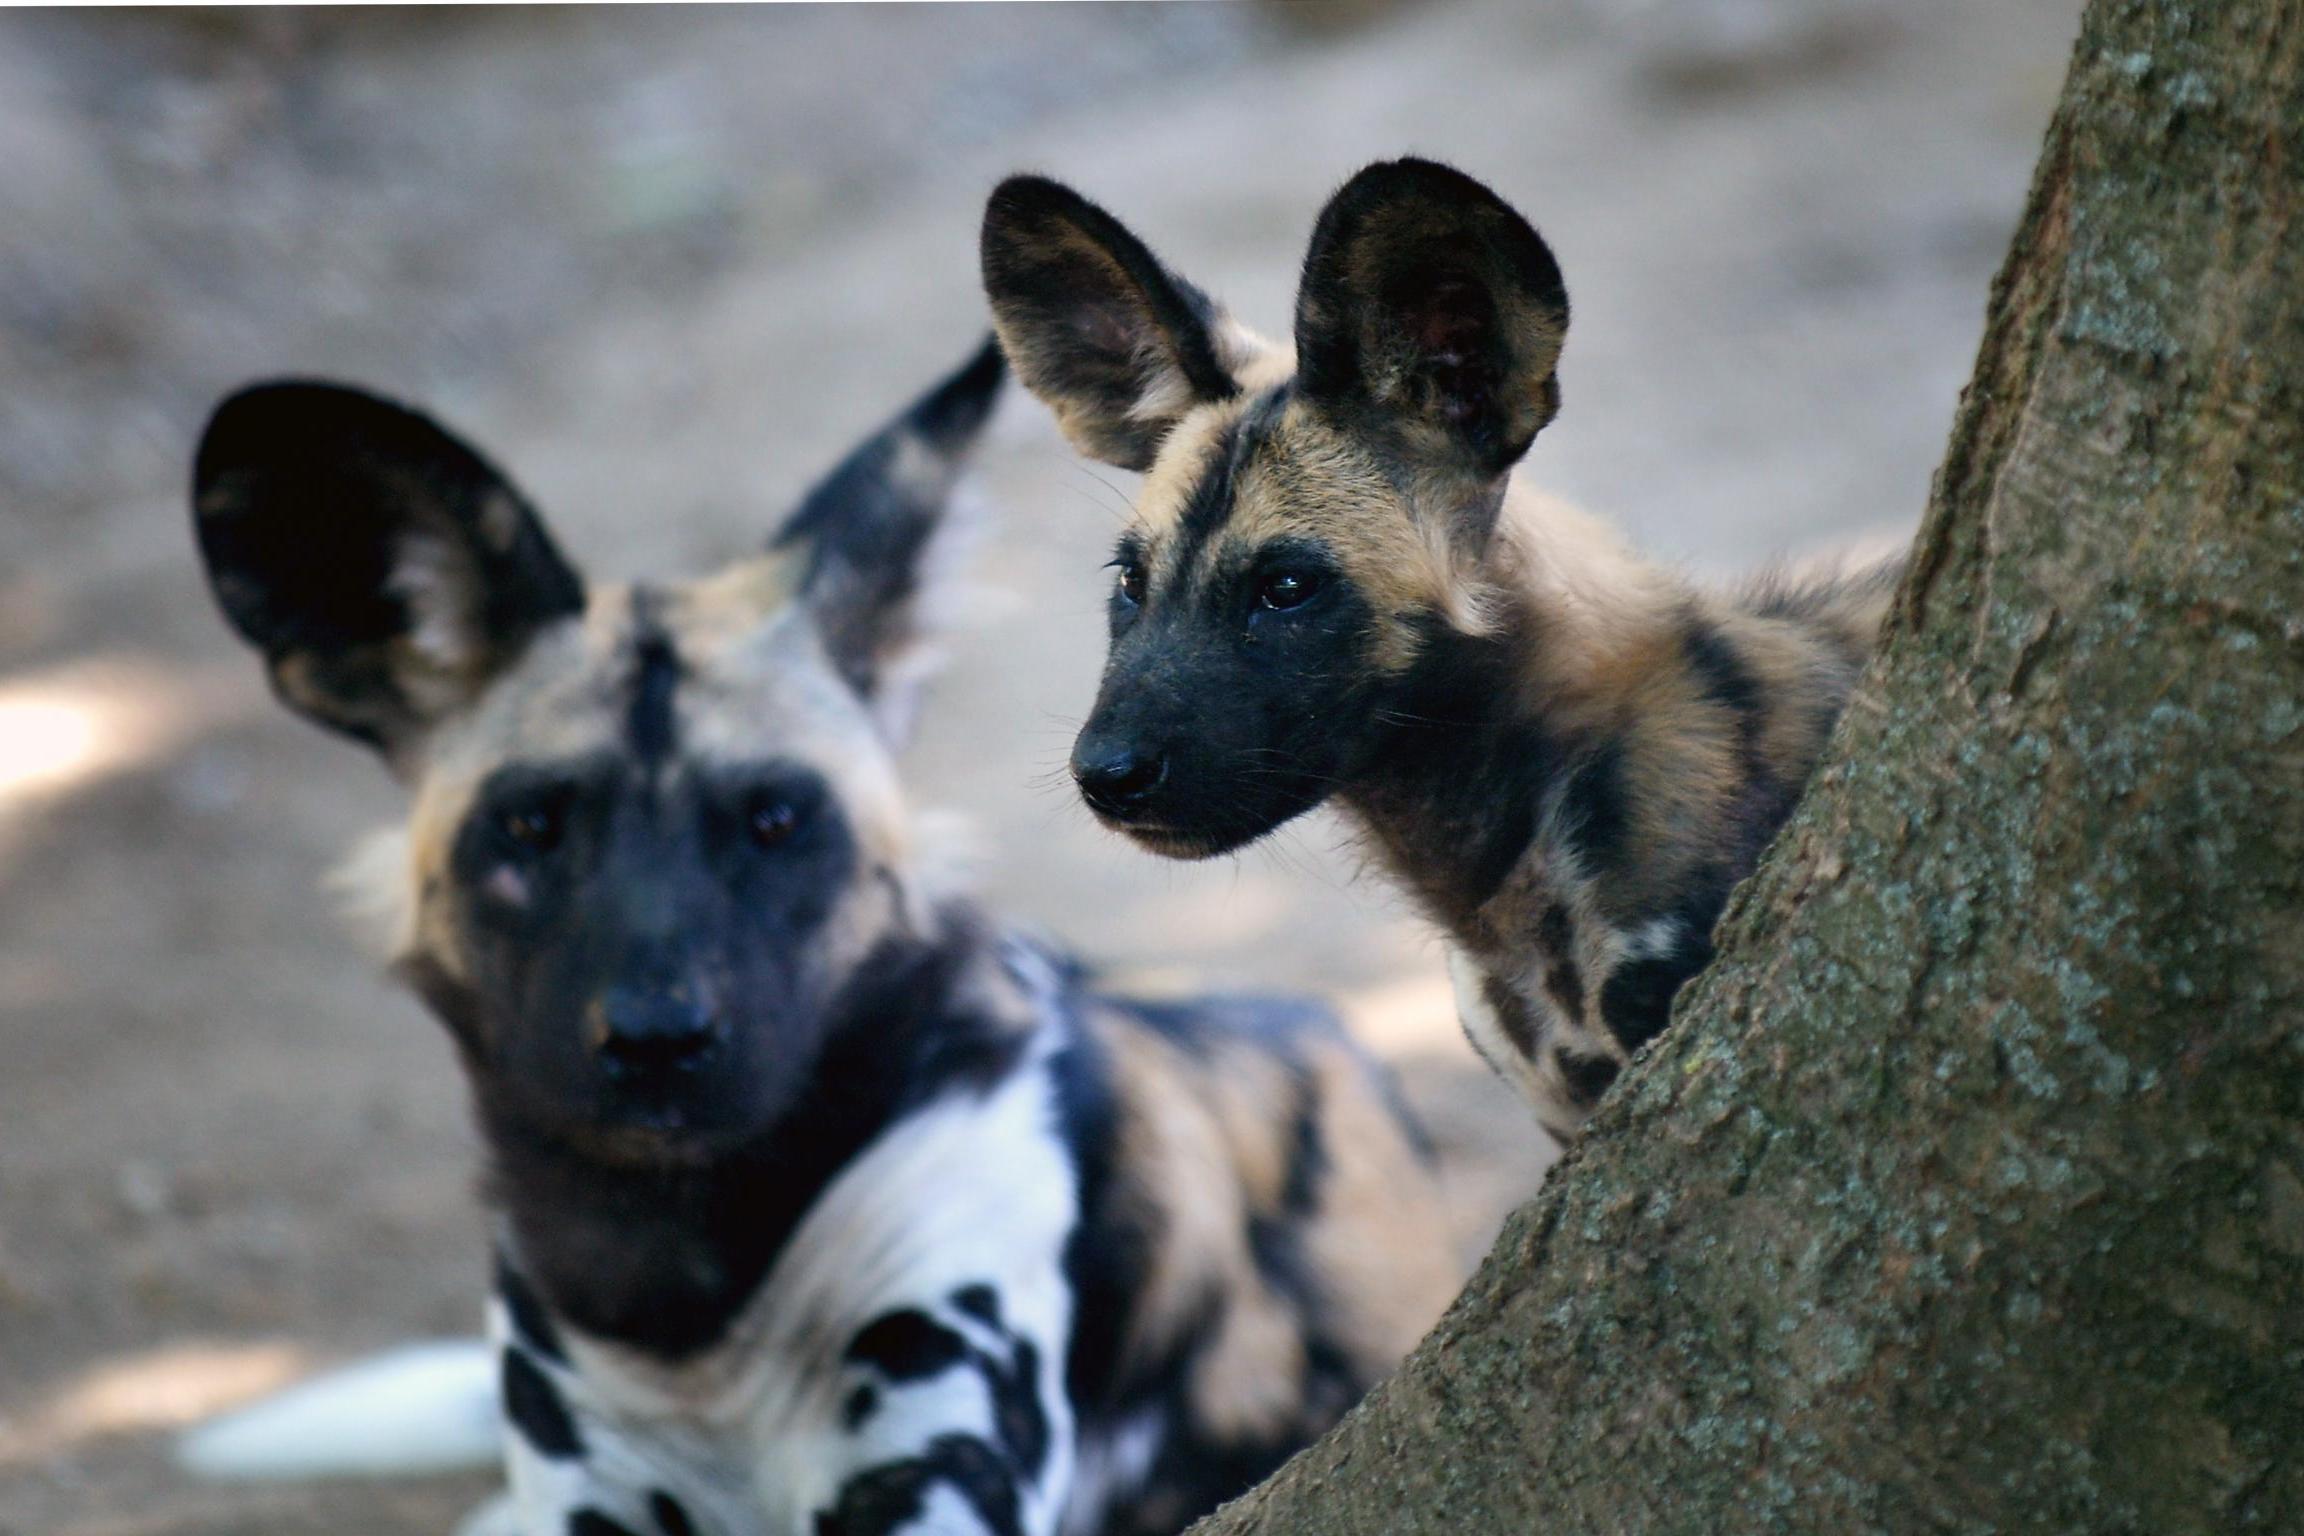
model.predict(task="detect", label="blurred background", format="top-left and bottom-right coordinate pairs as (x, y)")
top-left (0, 1), bottom-right (2078, 1530)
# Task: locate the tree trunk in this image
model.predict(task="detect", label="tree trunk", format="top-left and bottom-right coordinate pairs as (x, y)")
top-left (1194, 1), bottom-right (2304, 1530)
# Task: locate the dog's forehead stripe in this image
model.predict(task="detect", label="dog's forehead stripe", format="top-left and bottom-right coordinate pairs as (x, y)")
top-left (1143, 385), bottom-right (1298, 590)
top-left (1163, 417), bottom-right (1244, 581)
top-left (624, 584), bottom-right (684, 768)
top-left (1131, 400), bottom-right (1240, 548)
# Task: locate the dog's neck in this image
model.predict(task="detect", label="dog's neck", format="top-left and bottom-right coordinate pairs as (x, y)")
top-left (470, 912), bottom-right (1033, 1361)
top-left (1340, 497), bottom-right (1686, 945)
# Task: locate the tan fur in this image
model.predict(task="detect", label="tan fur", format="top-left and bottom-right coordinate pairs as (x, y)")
top-left (1296, 1040), bottom-right (1465, 1369)
top-left (1228, 403), bottom-right (1484, 660)
top-left (1442, 507), bottom-right (1891, 1138)
top-left (1131, 342), bottom-right (1493, 665)
top-left (1097, 1018), bottom-right (1279, 1403)
top-left (1133, 404), bottom-right (1244, 542)
top-left (1092, 1002), bottom-right (1457, 1447)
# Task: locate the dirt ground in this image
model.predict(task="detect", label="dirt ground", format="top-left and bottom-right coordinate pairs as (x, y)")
top-left (0, 2), bottom-right (2079, 1531)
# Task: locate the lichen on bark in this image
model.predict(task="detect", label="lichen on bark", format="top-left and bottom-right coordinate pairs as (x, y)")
top-left (1191, 1), bottom-right (2304, 1531)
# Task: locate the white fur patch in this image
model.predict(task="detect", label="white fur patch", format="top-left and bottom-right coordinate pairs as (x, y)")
top-left (387, 529), bottom-right (490, 715)
top-left (1125, 356), bottom-right (1201, 428)
top-left (329, 825), bottom-right (417, 957)
top-left (1447, 946), bottom-right (1607, 1148)
top-left (499, 1009), bottom-right (1084, 1535)
top-left (1061, 1406), bottom-right (1162, 1536)
top-left (1447, 948), bottom-right (1546, 1116)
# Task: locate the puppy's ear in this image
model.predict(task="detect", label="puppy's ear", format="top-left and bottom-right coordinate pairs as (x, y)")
top-left (774, 334), bottom-right (1005, 744)
top-left (981, 175), bottom-right (1243, 472)
top-left (1295, 159), bottom-right (1569, 546)
top-left (192, 382), bottom-right (585, 762)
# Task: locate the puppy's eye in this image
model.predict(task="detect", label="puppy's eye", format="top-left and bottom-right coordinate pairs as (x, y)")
top-left (1111, 558), bottom-right (1146, 607)
top-left (748, 795), bottom-right (801, 849)
top-left (1257, 569), bottom-right (1321, 612)
top-left (500, 798), bottom-right (566, 853)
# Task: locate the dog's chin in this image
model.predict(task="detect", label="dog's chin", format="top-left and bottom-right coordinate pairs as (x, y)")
top-left (552, 1118), bottom-right (711, 1171)
top-left (1096, 805), bottom-right (1294, 862)
top-left (1120, 824), bottom-right (1236, 861)
top-left (537, 1093), bottom-right (776, 1172)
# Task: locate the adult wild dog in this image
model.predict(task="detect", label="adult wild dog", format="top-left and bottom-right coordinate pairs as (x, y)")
top-left (982, 162), bottom-right (1898, 1144)
top-left (190, 341), bottom-right (1457, 1536)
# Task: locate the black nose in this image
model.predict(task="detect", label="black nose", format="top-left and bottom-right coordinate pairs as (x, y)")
top-left (593, 986), bottom-right (720, 1080)
top-left (1072, 739), bottom-right (1167, 818)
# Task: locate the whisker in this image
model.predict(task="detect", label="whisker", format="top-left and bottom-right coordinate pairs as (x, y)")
top-left (1073, 464), bottom-right (1141, 520)
top-left (1058, 465), bottom-right (1138, 526)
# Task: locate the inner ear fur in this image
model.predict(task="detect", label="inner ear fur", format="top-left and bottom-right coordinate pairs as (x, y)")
top-left (1295, 158), bottom-right (1570, 492)
top-left (192, 381), bottom-right (584, 758)
top-left (981, 174), bottom-right (1242, 472)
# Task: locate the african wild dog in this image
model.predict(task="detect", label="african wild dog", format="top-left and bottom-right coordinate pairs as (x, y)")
top-left (981, 160), bottom-right (1900, 1144)
top-left (190, 340), bottom-right (1459, 1536)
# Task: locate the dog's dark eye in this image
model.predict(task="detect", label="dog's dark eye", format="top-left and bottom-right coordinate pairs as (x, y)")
top-left (1112, 557), bottom-right (1146, 607)
top-left (500, 798), bottom-right (566, 853)
top-left (748, 795), bottom-right (801, 849)
top-left (1257, 569), bottom-right (1321, 612)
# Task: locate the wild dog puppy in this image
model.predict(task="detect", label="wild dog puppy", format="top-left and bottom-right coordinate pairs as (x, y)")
top-left (190, 341), bottom-right (1458, 1536)
top-left (982, 162), bottom-right (1900, 1145)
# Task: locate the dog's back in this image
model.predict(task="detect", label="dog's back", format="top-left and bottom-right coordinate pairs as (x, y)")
top-left (1058, 986), bottom-right (1457, 1535)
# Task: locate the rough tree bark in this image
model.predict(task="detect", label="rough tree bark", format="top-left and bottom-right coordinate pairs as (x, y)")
top-left (1194, 2), bottom-right (2304, 1531)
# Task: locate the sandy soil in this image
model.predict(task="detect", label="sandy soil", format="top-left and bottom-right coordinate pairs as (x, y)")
top-left (0, 2), bottom-right (2078, 1530)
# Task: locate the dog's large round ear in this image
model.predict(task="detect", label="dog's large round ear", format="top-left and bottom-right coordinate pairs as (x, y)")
top-left (773, 334), bottom-right (1006, 745)
top-left (1295, 159), bottom-right (1569, 497)
top-left (192, 381), bottom-right (586, 760)
top-left (981, 175), bottom-right (1243, 472)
